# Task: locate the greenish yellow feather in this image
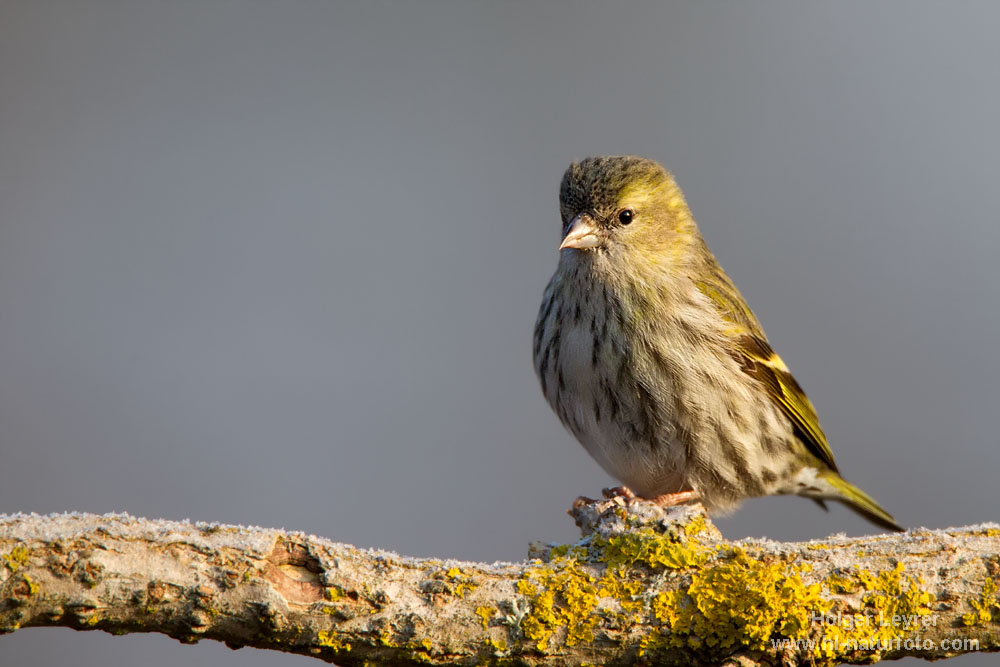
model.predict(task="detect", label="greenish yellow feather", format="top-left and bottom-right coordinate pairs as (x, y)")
top-left (694, 265), bottom-right (837, 472)
top-left (823, 475), bottom-right (903, 531)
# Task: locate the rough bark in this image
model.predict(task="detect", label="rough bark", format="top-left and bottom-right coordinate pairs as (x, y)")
top-left (1, 501), bottom-right (998, 666)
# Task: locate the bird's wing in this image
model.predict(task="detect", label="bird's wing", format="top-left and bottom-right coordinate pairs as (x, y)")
top-left (694, 263), bottom-right (839, 473)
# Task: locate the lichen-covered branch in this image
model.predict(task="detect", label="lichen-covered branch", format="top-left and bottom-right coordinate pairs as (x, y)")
top-left (1, 503), bottom-right (998, 667)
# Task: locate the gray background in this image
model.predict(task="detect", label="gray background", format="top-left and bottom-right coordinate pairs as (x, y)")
top-left (1, 2), bottom-right (997, 666)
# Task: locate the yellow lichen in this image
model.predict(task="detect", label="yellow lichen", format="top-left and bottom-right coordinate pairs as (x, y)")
top-left (517, 517), bottom-right (734, 654)
top-left (682, 514), bottom-right (709, 538)
top-left (825, 573), bottom-right (859, 594)
top-left (517, 557), bottom-right (600, 651)
top-left (646, 547), bottom-right (828, 653)
top-left (485, 637), bottom-right (508, 653)
top-left (439, 567), bottom-right (478, 599)
top-left (547, 544), bottom-right (570, 558)
top-left (475, 605), bottom-right (495, 629)
top-left (317, 631), bottom-right (351, 651)
top-left (597, 569), bottom-right (645, 614)
top-left (815, 562), bottom-right (935, 660)
top-left (515, 515), bottom-right (938, 663)
top-left (595, 527), bottom-right (707, 571)
top-left (2, 546), bottom-right (29, 573)
top-left (962, 577), bottom-right (998, 626)
top-left (404, 638), bottom-right (435, 663)
top-left (548, 543), bottom-right (588, 560)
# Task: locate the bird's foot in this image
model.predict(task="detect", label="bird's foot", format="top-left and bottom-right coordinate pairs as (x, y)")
top-left (570, 487), bottom-right (701, 514)
top-left (603, 486), bottom-right (699, 508)
top-left (601, 486), bottom-right (637, 502)
top-left (647, 490), bottom-right (700, 507)
top-left (569, 487), bottom-right (638, 515)
top-left (566, 486), bottom-right (642, 519)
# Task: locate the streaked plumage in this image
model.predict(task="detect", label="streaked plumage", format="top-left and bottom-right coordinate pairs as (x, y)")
top-left (533, 155), bottom-right (902, 531)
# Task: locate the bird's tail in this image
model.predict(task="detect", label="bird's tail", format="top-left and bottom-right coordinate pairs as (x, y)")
top-left (817, 473), bottom-right (905, 532)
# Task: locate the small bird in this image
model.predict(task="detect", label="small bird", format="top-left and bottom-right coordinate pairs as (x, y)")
top-left (533, 155), bottom-right (903, 532)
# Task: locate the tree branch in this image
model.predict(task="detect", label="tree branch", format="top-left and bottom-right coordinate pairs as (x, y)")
top-left (1, 502), bottom-right (998, 666)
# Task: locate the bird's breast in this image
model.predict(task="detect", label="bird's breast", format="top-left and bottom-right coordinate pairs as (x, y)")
top-left (534, 272), bottom-right (690, 494)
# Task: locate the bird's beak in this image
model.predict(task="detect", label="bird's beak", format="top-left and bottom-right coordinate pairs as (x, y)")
top-left (559, 215), bottom-right (601, 250)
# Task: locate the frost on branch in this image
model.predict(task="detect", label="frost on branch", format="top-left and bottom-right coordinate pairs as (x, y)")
top-left (1, 502), bottom-right (998, 666)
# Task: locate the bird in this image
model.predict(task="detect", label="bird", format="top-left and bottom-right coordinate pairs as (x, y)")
top-left (532, 155), bottom-right (903, 532)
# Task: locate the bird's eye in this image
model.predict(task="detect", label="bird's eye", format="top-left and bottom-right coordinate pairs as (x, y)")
top-left (618, 209), bottom-right (634, 225)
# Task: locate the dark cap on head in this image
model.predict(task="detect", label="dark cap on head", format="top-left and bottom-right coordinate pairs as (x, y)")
top-left (559, 156), bottom-right (668, 224)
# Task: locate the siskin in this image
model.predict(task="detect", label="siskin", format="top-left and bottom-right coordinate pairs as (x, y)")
top-left (533, 155), bottom-right (902, 532)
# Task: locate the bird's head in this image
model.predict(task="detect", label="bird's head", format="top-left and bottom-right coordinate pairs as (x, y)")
top-left (557, 155), bottom-right (694, 258)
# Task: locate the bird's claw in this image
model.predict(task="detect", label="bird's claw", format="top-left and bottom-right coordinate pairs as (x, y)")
top-left (570, 487), bottom-right (700, 514)
top-left (602, 486), bottom-right (637, 501)
top-left (601, 486), bottom-right (644, 507)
